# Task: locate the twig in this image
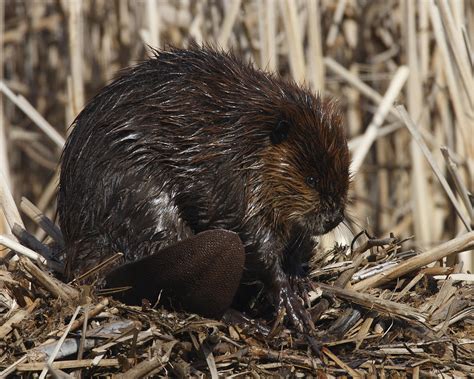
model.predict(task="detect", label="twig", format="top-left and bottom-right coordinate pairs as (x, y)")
top-left (317, 283), bottom-right (426, 322)
top-left (19, 257), bottom-right (77, 300)
top-left (279, 0), bottom-right (306, 83)
top-left (322, 346), bottom-right (362, 378)
top-left (217, 0), bottom-right (242, 49)
top-left (69, 252), bottom-right (123, 284)
top-left (53, 298), bottom-right (109, 337)
top-left (351, 66), bottom-right (409, 174)
top-left (0, 234), bottom-right (49, 266)
top-left (0, 298), bottom-right (39, 339)
top-left (397, 105), bottom-right (471, 231)
top-left (68, 0), bottom-right (84, 116)
top-left (116, 340), bottom-right (176, 379)
top-left (7, 358), bottom-right (134, 372)
top-left (20, 197), bottom-right (64, 247)
top-left (325, 0), bottom-right (347, 47)
top-left (441, 147), bottom-right (474, 223)
top-left (353, 231), bottom-right (474, 290)
top-left (39, 306), bottom-right (81, 379)
top-left (0, 168), bottom-right (24, 232)
top-left (12, 223), bottom-right (55, 261)
top-left (0, 355), bottom-right (28, 377)
top-left (0, 81), bottom-right (65, 148)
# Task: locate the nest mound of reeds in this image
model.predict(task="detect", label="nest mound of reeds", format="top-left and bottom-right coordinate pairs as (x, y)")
top-left (0, 228), bottom-right (473, 377)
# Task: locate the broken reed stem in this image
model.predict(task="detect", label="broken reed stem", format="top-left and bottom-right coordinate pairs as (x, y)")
top-left (68, 0), bottom-right (84, 116)
top-left (0, 168), bottom-right (24, 232)
top-left (325, 58), bottom-right (445, 158)
top-left (325, 0), bottom-right (347, 47)
top-left (325, 57), bottom-right (388, 109)
top-left (406, 0), bottom-right (432, 245)
top-left (306, 0), bottom-right (324, 93)
top-left (429, 1), bottom-right (473, 160)
top-left (0, 299), bottom-right (39, 340)
top-left (202, 343), bottom-right (219, 379)
top-left (0, 0), bottom-right (5, 237)
top-left (0, 81), bottom-right (65, 148)
top-left (20, 196), bottom-right (64, 246)
top-left (19, 257), bottom-right (77, 300)
top-left (8, 359), bottom-right (134, 372)
top-left (54, 298), bottom-right (109, 337)
top-left (350, 65), bottom-right (410, 174)
top-left (217, 0), bottom-right (241, 50)
top-left (397, 105), bottom-right (472, 231)
top-left (115, 356), bottom-right (165, 379)
top-left (0, 234), bottom-right (48, 265)
top-left (39, 305), bottom-right (82, 379)
top-left (435, 0), bottom-right (473, 106)
top-left (0, 355), bottom-right (28, 377)
top-left (145, 0), bottom-right (161, 49)
top-left (441, 147), bottom-right (474, 223)
top-left (258, 0), bottom-right (277, 72)
top-left (12, 223), bottom-right (55, 260)
top-left (322, 347), bottom-right (361, 378)
top-left (258, 0), bottom-right (277, 71)
top-left (279, 0), bottom-right (306, 84)
top-left (117, 340), bottom-right (176, 379)
top-left (353, 231), bottom-right (474, 290)
top-left (318, 282), bottom-right (426, 321)
top-left (77, 306), bottom-right (89, 361)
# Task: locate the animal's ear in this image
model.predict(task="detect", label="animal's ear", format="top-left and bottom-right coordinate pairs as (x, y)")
top-left (270, 120), bottom-right (290, 145)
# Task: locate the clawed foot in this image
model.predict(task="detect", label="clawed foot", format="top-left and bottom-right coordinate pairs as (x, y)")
top-left (221, 308), bottom-right (271, 336)
top-left (275, 280), bottom-right (315, 334)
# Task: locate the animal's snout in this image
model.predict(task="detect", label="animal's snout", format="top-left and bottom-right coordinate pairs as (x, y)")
top-left (323, 209), bottom-right (344, 232)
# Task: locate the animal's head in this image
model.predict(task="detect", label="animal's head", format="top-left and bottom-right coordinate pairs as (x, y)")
top-left (259, 95), bottom-right (350, 237)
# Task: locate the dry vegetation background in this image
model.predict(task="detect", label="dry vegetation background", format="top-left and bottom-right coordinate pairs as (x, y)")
top-left (1, 0), bottom-right (473, 268)
top-left (0, 1), bottom-right (473, 377)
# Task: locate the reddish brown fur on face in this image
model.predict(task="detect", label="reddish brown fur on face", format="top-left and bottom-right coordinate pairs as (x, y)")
top-left (254, 96), bottom-right (350, 238)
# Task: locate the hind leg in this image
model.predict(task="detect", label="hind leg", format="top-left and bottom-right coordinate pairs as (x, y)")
top-left (62, 176), bottom-right (194, 281)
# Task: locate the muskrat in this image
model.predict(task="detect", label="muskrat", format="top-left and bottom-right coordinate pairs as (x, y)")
top-left (58, 45), bottom-right (350, 330)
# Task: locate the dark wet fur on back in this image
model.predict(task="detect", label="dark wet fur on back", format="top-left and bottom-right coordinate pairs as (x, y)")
top-left (58, 45), bottom-right (350, 315)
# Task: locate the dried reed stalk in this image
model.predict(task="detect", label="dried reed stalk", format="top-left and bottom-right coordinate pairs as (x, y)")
top-left (353, 230), bottom-right (474, 290)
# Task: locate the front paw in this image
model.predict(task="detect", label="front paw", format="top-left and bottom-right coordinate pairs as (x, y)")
top-left (276, 281), bottom-right (315, 333)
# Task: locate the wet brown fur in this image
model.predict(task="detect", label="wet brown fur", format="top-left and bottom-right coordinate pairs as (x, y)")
top-left (58, 44), bottom-right (350, 319)
top-left (256, 98), bottom-right (349, 238)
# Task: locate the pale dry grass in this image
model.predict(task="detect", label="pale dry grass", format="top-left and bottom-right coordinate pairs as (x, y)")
top-left (0, 2), bottom-right (473, 376)
top-left (1, 1), bottom-right (472, 263)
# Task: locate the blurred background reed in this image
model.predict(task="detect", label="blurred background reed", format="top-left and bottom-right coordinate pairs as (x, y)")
top-left (0, 0), bottom-right (473, 269)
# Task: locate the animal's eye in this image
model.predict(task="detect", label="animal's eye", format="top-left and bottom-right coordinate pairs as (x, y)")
top-left (306, 176), bottom-right (318, 188)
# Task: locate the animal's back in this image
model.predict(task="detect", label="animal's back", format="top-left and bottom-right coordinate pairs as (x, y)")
top-left (59, 47), bottom-right (283, 279)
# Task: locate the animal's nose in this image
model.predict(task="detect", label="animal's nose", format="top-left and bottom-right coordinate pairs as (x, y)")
top-left (324, 210), bottom-right (344, 231)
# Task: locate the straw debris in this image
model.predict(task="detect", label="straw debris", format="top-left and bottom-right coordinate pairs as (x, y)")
top-left (1, 0), bottom-right (473, 377)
